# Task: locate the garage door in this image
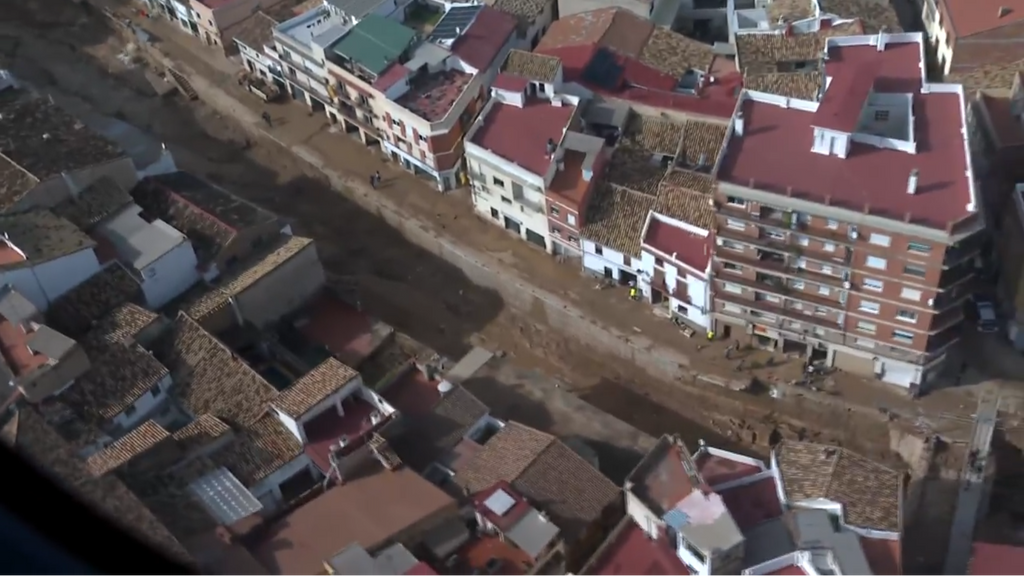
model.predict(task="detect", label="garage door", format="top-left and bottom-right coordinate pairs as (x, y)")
top-left (832, 349), bottom-right (874, 376)
top-left (880, 361), bottom-right (919, 388)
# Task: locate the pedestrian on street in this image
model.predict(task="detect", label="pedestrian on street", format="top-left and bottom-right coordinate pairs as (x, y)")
top-left (375, 171), bottom-right (382, 187)
top-left (261, 111), bottom-right (272, 127)
top-left (370, 172), bottom-right (378, 189)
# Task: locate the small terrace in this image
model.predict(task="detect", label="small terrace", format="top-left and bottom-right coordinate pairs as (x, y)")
top-left (302, 388), bottom-right (396, 474)
top-left (279, 290), bottom-right (392, 369)
top-left (446, 535), bottom-right (533, 575)
top-left (396, 70), bottom-right (474, 123)
top-left (381, 366), bottom-right (443, 416)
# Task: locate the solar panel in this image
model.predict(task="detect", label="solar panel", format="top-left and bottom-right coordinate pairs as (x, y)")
top-left (483, 489), bottom-right (517, 516)
top-left (188, 467), bottom-right (263, 525)
top-left (582, 48), bottom-right (623, 91)
top-left (428, 5), bottom-right (483, 41)
top-left (663, 508), bottom-right (691, 531)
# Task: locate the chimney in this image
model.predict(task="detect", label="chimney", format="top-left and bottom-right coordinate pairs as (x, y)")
top-left (877, 26), bottom-right (887, 52)
top-left (784, 23), bottom-right (793, 37)
top-left (907, 169), bottom-right (919, 195)
top-left (545, 138), bottom-right (556, 157)
top-left (999, 5), bottom-right (1011, 18)
top-left (734, 111), bottom-right (744, 137)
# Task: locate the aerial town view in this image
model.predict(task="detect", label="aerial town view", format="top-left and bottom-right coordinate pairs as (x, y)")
top-left (3, 0), bottom-right (1024, 572)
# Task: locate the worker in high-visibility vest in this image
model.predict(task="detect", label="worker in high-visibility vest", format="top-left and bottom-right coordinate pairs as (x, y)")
top-left (706, 330), bottom-right (715, 341)
top-left (629, 286), bottom-right (639, 300)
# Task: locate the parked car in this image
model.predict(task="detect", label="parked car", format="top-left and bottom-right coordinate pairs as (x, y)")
top-left (974, 297), bottom-right (1000, 333)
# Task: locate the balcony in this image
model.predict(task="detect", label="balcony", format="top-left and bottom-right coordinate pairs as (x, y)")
top-left (302, 391), bottom-right (395, 474)
top-left (938, 260), bottom-right (976, 289)
top-left (717, 227), bottom-right (852, 268)
top-left (719, 205), bottom-right (855, 247)
top-left (716, 270), bottom-right (845, 312)
top-left (715, 291), bottom-right (846, 344)
top-left (334, 101), bottom-right (379, 136)
top-left (716, 251), bottom-right (847, 289)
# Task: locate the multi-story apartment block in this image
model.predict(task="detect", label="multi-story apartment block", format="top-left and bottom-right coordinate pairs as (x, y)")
top-left (466, 51), bottom-right (606, 254)
top-left (710, 31), bottom-right (983, 390)
top-left (922, 0), bottom-right (1024, 78)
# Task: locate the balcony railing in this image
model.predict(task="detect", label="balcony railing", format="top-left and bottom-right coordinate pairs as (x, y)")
top-left (716, 252), bottom-right (848, 289)
top-left (717, 227), bottom-right (853, 268)
top-left (715, 271), bottom-right (845, 312)
top-left (719, 205), bottom-right (855, 247)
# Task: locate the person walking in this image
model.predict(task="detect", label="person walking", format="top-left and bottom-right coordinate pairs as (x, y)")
top-left (370, 172), bottom-right (378, 189)
top-left (261, 111), bottom-right (272, 127)
top-left (374, 171), bottom-right (382, 187)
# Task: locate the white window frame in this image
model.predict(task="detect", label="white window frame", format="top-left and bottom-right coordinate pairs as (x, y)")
top-left (863, 278), bottom-right (884, 292)
top-left (900, 287), bottom-right (923, 301)
top-left (868, 233), bottom-right (892, 247)
top-left (896, 309), bottom-right (918, 323)
top-left (859, 300), bottom-right (881, 314)
top-left (865, 255), bottom-right (887, 270)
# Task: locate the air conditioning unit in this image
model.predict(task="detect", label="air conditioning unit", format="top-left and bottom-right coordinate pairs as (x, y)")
top-left (927, 298), bottom-right (935, 306)
top-left (842, 281), bottom-right (851, 289)
top-left (337, 435), bottom-right (350, 449)
top-left (850, 230), bottom-right (859, 239)
top-left (369, 410), bottom-right (383, 425)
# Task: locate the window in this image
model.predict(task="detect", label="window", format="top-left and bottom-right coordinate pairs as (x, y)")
top-left (124, 405), bottom-right (137, 417)
top-left (722, 262), bottom-right (742, 273)
top-left (868, 233), bottom-right (892, 247)
top-left (150, 385), bottom-right (161, 398)
top-left (549, 205), bottom-right (560, 216)
top-left (723, 303), bottom-right (743, 314)
top-left (655, 257), bottom-right (664, 267)
top-left (863, 278), bottom-right (884, 292)
top-left (818, 285), bottom-right (830, 296)
top-left (859, 300), bottom-right (881, 314)
top-left (826, 219), bottom-right (839, 229)
top-left (814, 306), bottom-right (828, 315)
top-left (568, 235), bottom-right (579, 244)
top-left (726, 218), bottom-right (745, 230)
top-left (567, 213), bottom-right (577, 226)
top-left (821, 265), bottom-right (833, 275)
top-left (907, 241), bottom-right (931, 254)
top-left (874, 109), bottom-right (890, 122)
top-left (490, 208), bottom-right (499, 220)
top-left (766, 229), bottom-right (786, 240)
top-left (537, 83), bottom-right (546, 93)
top-left (724, 282), bottom-right (744, 294)
top-left (500, 196), bottom-right (512, 205)
top-left (511, 182), bottom-right (524, 196)
top-left (391, 117), bottom-right (401, 126)
top-left (551, 226), bottom-right (562, 237)
top-left (903, 264), bottom-right (927, 278)
top-left (792, 280), bottom-right (805, 290)
top-left (856, 321), bottom-right (877, 334)
top-left (797, 236), bottom-right (809, 246)
top-left (721, 239), bottom-right (743, 251)
top-left (892, 329), bottom-right (915, 344)
top-left (896, 309), bottom-right (918, 322)
top-left (787, 321), bottom-right (802, 330)
top-left (900, 287), bottom-right (922, 301)
top-left (823, 242), bottom-right (836, 252)
top-left (856, 338), bottom-right (876, 349)
top-left (726, 196), bottom-right (747, 207)
top-left (865, 255), bottom-right (887, 270)
top-left (492, 176), bottom-right (506, 188)
top-left (595, 246), bottom-right (603, 256)
top-left (418, 134), bottom-right (427, 143)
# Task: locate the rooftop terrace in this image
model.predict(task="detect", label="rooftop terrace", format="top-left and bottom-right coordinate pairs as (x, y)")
top-left (719, 35), bottom-right (977, 230)
top-left (302, 391), bottom-right (392, 473)
top-left (396, 70), bottom-right (474, 123)
top-left (283, 290), bottom-right (391, 368)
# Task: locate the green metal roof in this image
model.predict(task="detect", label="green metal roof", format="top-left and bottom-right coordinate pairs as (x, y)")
top-left (329, 15), bottom-right (417, 76)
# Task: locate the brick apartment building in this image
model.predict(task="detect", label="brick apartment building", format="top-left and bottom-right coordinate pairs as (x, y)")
top-left (709, 32), bottom-right (984, 390)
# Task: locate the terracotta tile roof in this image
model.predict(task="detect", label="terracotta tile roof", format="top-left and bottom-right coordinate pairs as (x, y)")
top-left (678, 119), bottom-right (729, 169)
top-left (152, 313), bottom-right (278, 427)
top-left (627, 114), bottom-right (685, 156)
top-left (581, 184), bottom-right (656, 257)
top-left (0, 209), bottom-right (96, 267)
top-left (82, 303), bottom-right (160, 351)
top-left (213, 414), bottom-right (303, 486)
top-left (536, 7), bottom-right (654, 58)
top-left (171, 414), bottom-right (232, 453)
top-left (745, 71), bottom-right (824, 100)
top-left (0, 94), bottom-right (125, 182)
top-left (0, 156), bottom-right (39, 212)
top-left (52, 176), bottom-right (133, 231)
top-left (948, 59), bottom-right (1024, 91)
top-left (637, 26), bottom-right (716, 78)
top-left (656, 172), bottom-right (716, 230)
top-left (486, 0), bottom-right (551, 23)
top-left (391, 385), bottom-right (489, 471)
top-left (61, 343), bottom-right (169, 422)
top-left (47, 263), bottom-right (143, 339)
top-left (456, 421), bottom-right (556, 493)
top-left (735, 34), bottom-right (826, 74)
top-left (775, 441), bottom-right (902, 532)
top-left (819, 0), bottom-right (901, 34)
top-left (183, 235), bottom-right (314, 321)
top-left (126, 455), bottom-right (222, 540)
top-left (457, 421), bottom-right (619, 541)
top-left (5, 407), bottom-right (193, 566)
top-left (228, 12), bottom-right (279, 50)
top-left (767, 0), bottom-right (815, 22)
top-left (85, 420), bottom-right (171, 476)
top-left (501, 49), bottom-right (562, 83)
top-left (274, 358), bottom-right (360, 418)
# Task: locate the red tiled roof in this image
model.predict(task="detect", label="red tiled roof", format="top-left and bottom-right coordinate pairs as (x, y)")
top-left (642, 218), bottom-right (711, 273)
top-left (942, 0), bottom-right (1024, 38)
top-left (470, 99), bottom-right (576, 176)
top-left (718, 41), bottom-right (974, 229)
top-left (451, 6), bottom-right (517, 71)
top-left (588, 522), bottom-right (691, 575)
top-left (537, 45), bottom-right (740, 118)
top-left (494, 73), bottom-right (530, 92)
top-left (968, 542), bottom-right (1024, 575)
top-left (373, 63), bottom-right (410, 92)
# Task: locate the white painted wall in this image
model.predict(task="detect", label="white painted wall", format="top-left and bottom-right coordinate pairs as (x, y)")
top-left (111, 373), bottom-right (173, 430)
top-left (582, 239), bottom-right (633, 278)
top-left (467, 155), bottom-right (550, 250)
top-left (0, 248), bottom-right (102, 312)
top-left (140, 239), bottom-right (201, 309)
top-left (637, 249), bottom-right (710, 328)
